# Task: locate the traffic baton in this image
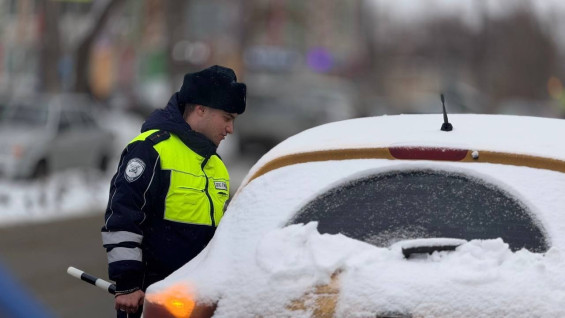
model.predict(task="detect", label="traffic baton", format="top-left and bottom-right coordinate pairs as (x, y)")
top-left (67, 266), bottom-right (116, 295)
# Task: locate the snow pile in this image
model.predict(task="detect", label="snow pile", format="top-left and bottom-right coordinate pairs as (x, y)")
top-left (253, 224), bottom-right (565, 317)
top-left (339, 237), bottom-right (565, 317)
top-left (0, 169), bottom-right (111, 227)
top-left (155, 221), bottom-right (565, 317)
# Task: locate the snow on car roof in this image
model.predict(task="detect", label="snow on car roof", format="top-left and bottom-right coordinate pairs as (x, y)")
top-left (267, 114), bottom-right (565, 158)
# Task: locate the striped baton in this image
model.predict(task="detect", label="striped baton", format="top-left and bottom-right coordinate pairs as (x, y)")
top-left (67, 266), bottom-right (116, 295)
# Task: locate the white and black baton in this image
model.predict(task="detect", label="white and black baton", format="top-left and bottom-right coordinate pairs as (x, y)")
top-left (67, 266), bottom-right (116, 295)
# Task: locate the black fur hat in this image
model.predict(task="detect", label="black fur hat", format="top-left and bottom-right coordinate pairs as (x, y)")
top-left (178, 65), bottom-right (246, 114)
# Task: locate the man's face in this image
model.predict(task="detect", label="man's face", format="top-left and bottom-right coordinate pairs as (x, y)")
top-left (198, 106), bottom-right (237, 146)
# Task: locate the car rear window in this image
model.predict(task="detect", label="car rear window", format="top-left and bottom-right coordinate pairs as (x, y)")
top-left (4, 104), bottom-right (48, 126)
top-left (290, 169), bottom-right (548, 252)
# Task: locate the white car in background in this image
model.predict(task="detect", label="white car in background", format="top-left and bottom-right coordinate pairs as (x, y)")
top-left (143, 114), bottom-right (565, 318)
top-left (0, 94), bottom-right (114, 179)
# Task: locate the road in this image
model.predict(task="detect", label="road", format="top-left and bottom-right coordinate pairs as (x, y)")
top-left (0, 213), bottom-right (115, 318)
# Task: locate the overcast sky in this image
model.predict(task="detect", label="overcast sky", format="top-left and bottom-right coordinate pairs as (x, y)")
top-left (368, 0), bottom-right (565, 49)
top-left (370, 0), bottom-right (565, 22)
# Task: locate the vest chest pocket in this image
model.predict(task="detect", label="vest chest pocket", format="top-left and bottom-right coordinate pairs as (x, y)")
top-left (164, 170), bottom-right (211, 225)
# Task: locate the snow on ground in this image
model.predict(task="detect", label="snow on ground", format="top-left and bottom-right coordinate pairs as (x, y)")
top-left (0, 169), bottom-right (112, 227)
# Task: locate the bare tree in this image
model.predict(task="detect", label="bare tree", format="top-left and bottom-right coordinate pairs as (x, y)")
top-left (165, 0), bottom-right (190, 86)
top-left (485, 9), bottom-right (556, 103)
top-left (38, 1), bottom-right (61, 93)
top-left (38, 0), bottom-right (126, 96)
top-left (74, 0), bottom-right (127, 95)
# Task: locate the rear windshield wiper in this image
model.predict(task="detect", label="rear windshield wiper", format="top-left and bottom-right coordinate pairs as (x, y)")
top-left (393, 238), bottom-right (467, 259)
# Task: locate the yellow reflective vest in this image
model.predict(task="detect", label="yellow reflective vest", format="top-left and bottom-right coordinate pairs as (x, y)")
top-left (131, 129), bottom-right (229, 226)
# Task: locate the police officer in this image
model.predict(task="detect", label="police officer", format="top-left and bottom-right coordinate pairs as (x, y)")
top-left (101, 65), bottom-right (246, 317)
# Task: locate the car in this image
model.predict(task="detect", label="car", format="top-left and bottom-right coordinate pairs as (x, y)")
top-left (0, 94), bottom-right (114, 179)
top-left (143, 113), bottom-right (565, 317)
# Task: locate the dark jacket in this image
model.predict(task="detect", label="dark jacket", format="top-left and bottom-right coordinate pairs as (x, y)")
top-left (101, 93), bottom-right (224, 294)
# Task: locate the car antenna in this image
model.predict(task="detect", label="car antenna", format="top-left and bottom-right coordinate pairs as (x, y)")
top-left (440, 93), bottom-right (453, 131)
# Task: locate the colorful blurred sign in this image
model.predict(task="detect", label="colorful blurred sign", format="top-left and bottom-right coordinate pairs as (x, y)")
top-left (307, 47), bottom-right (333, 73)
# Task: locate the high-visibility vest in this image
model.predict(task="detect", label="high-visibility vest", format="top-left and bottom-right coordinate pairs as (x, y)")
top-left (130, 129), bottom-right (229, 226)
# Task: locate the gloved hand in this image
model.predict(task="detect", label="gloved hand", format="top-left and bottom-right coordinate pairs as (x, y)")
top-left (115, 289), bottom-right (144, 314)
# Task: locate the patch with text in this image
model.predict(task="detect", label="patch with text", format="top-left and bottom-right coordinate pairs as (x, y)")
top-left (214, 181), bottom-right (228, 191)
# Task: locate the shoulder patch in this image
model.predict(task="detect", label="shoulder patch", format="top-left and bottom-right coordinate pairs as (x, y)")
top-left (125, 158), bottom-right (146, 182)
top-left (147, 130), bottom-right (170, 145)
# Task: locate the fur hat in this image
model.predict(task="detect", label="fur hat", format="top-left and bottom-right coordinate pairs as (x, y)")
top-left (178, 65), bottom-right (246, 114)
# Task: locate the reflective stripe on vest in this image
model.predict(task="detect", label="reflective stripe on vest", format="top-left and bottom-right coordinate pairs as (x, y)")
top-left (130, 130), bottom-right (229, 226)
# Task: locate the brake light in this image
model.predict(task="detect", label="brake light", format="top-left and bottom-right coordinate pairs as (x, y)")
top-left (145, 284), bottom-right (195, 317)
top-left (144, 283), bottom-right (215, 318)
top-left (389, 147), bottom-right (467, 161)
top-left (167, 299), bottom-right (194, 317)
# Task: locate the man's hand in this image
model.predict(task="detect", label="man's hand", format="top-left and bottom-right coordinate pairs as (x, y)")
top-left (115, 290), bottom-right (145, 314)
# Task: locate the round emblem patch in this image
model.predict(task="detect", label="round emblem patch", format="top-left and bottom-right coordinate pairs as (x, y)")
top-left (124, 158), bottom-right (146, 182)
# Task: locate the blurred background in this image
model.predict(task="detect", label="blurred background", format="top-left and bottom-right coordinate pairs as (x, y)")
top-left (0, 0), bottom-right (564, 317)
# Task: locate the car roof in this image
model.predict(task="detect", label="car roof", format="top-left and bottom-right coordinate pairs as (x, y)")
top-left (239, 114), bottom-right (565, 191)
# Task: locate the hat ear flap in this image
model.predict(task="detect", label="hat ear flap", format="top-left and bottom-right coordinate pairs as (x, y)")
top-left (231, 83), bottom-right (246, 114)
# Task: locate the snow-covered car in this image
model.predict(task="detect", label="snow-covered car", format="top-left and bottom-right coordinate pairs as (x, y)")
top-left (0, 94), bottom-right (114, 179)
top-left (143, 114), bottom-right (565, 317)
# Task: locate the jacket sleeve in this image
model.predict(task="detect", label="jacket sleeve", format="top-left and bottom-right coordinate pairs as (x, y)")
top-left (101, 139), bottom-right (160, 294)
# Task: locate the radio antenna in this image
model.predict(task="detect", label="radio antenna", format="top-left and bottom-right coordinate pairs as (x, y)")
top-left (440, 94), bottom-right (453, 132)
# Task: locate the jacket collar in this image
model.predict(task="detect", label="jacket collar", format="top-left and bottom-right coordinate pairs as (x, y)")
top-left (140, 93), bottom-right (218, 158)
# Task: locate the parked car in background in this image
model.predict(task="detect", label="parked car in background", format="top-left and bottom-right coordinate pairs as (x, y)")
top-left (144, 114), bottom-right (565, 317)
top-left (0, 94), bottom-right (114, 179)
top-left (236, 72), bottom-right (358, 151)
